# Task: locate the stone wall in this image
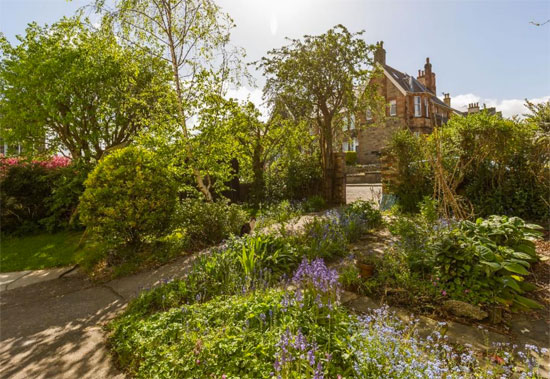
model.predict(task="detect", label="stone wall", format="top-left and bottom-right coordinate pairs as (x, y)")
top-left (357, 119), bottom-right (402, 165)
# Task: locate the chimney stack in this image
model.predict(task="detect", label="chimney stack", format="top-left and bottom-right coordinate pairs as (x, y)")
top-left (443, 93), bottom-right (451, 107)
top-left (374, 41), bottom-right (386, 65)
top-left (423, 57), bottom-right (436, 94)
top-left (468, 103), bottom-right (480, 114)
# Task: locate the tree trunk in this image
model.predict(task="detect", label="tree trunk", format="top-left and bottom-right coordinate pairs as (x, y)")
top-left (251, 144), bottom-right (265, 203)
top-left (165, 4), bottom-right (213, 202)
top-left (320, 117), bottom-right (335, 204)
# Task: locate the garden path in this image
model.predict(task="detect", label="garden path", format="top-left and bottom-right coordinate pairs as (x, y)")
top-left (0, 252), bottom-right (201, 379)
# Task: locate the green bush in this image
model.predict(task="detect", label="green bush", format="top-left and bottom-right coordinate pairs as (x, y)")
top-left (302, 214), bottom-right (348, 259)
top-left (1, 164), bottom-right (53, 234)
top-left (174, 198), bottom-right (248, 250)
top-left (432, 216), bottom-right (543, 309)
top-left (385, 130), bottom-right (432, 213)
top-left (265, 151), bottom-right (323, 201)
top-left (79, 146), bottom-right (177, 249)
top-left (345, 151), bottom-right (357, 165)
top-left (385, 112), bottom-right (550, 221)
top-left (41, 162), bottom-right (91, 232)
top-left (389, 210), bottom-right (543, 309)
top-left (301, 195), bottom-right (326, 213)
top-left (0, 161), bottom-right (86, 235)
top-left (119, 233), bottom-right (301, 319)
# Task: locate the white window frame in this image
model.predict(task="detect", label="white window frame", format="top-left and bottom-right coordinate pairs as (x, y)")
top-left (424, 98), bottom-right (429, 117)
top-left (389, 100), bottom-right (397, 116)
top-left (414, 96), bottom-right (421, 117)
top-left (349, 114), bottom-right (355, 130)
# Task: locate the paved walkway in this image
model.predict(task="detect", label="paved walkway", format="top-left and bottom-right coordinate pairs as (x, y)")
top-left (0, 266), bottom-right (77, 292)
top-left (0, 253), bottom-right (200, 379)
top-left (346, 184), bottom-right (382, 204)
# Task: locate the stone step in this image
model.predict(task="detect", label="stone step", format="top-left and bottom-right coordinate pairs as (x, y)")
top-left (346, 172), bottom-right (382, 184)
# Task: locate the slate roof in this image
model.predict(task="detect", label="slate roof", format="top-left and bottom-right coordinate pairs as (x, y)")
top-left (381, 63), bottom-right (463, 115)
top-left (383, 64), bottom-right (429, 93)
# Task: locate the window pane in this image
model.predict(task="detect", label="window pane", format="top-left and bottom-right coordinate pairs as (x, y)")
top-left (414, 96), bottom-right (421, 117)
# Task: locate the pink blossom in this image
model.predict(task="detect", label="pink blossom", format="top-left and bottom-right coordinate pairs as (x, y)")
top-left (441, 290), bottom-right (447, 296)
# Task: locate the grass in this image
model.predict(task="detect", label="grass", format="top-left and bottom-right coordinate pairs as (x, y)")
top-left (0, 231), bottom-right (86, 272)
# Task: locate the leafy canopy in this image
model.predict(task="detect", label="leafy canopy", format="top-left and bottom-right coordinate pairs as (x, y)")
top-left (258, 25), bottom-right (380, 201)
top-left (0, 16), bottom-right (174, 162)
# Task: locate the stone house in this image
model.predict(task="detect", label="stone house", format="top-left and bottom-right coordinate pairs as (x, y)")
top-left (352, 42), bottom-right (462, 165)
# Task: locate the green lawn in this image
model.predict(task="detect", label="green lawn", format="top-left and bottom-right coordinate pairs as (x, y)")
top-left (0, 231), bottom-right (85, 272)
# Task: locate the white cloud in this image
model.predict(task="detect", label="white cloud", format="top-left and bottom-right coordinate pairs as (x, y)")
top-left (443, 93), bottom-right (550, 118)
top-left (226, 87), bottom-right (269, 120)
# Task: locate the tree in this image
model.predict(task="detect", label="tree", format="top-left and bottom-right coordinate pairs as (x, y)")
top-left (0, 17), bottom-right (173, 163)
top-left (96, 0), bottom-right (245, 201)
top-left (524, 99), bottom-right (550, 133)
top-left (258, 25), bottom-right (379, 203)
top-left (138, 92), bottom-right (243, 199)
top-left (232, 102), bottom-right (298, 202)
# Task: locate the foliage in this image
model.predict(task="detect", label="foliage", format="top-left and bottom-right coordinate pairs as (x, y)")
top-left (265, 149), bottom-right (323, 202)
top-left (109, 254), bottom-right (545, 378)
top-left (1, 163), bottom-right (54, 234)
top-left (98, 0), bottom-right (244, 200)
top-left (40, 162), bottom-right (91, 232)
top-left (303, 202), bottom-right (382, 259)
top-left (345, 151), bottom-right (357, 166)
top-left (385, 113), bottom-right (550, 221)
top-left (338, 260), bottom-right (363, 292)
top-left (79, 146), bottom-right (177, 250)
top-left (0, 158), bottom-right (86, 235)
top-left (385, 130), bottom-right (432, 212)
top-left (173, 198), bottom-right (248, 250)
top-left (264, 121), bottom-right (323, 202)
top-left (524, 99), bottom-right (550, 133)
top-left (388, 210), bottom-right (543, 309)
top-left (259, 25), bottom-right (380, 202)
top-left (431, 216), bottom-right (543, 309)
top-left (350, 306), bottom-right (545, 378)
top-left (231, 102), bottom-right (299, 203)
top-left (303, 213), bottom-right (349, 260)
top-left (0, 17), bottom-right (173, 163)
top-left (302, 195), bottom-right (327, 213)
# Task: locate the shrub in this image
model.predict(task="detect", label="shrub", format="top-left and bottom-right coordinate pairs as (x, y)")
top-left (79, 146), bottom-right (177, 249)
top-left (432, 216), bottom-right (543, 309)
top-left (338, 200), bottom-right (383, 243)
top-left (256, 200), bottom-right (302, 229)
top-left (384, 113), bottom-right (550, 221)
top-left (265, 151), bottom-right (323, 201)
top-left (1, 163), bottom-right (54, 234)
top-left (301, 195), bottom-right (326, 213)
top-left (0, 157), bottom-right (83, 235)
top-left (385, 130), bottom-right (432, 213)
top-left (41, 162), bottom-right (91, 232)
top-left (174, 198), bottom-right (248, 249)
top-left (345, 150), bottom-right (357, 165)
top-left (303, 212), bottom-right (348, 260)
top-left (389, 211), bottom-right (543, 309)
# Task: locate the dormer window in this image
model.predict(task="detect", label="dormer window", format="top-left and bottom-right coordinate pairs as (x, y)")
top-left (389, 100), bottom-right (397, 116)
top-left (414, 96), bottom-right (421, 117)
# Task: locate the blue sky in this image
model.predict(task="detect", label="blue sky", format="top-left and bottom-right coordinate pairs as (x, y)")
top-left (1, 0), bottom-right (549, 116)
